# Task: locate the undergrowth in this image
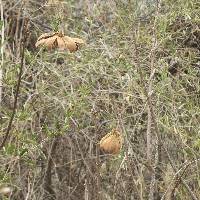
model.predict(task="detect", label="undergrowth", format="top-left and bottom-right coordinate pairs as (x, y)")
top-left (0, 0), bottom-right (200, 199)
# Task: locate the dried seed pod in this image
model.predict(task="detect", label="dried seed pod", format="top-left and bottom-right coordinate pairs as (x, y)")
top-left (35, 32), bottom-right (85, 52)
top-left (63, 36), bottom-right (85, 52)
top-left (99, 129), bottom-right (123, 155)
top-left (35, 32), bottom-right (60, 50)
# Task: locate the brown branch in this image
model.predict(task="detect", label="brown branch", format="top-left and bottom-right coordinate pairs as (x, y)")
top-left (0, 17), bottom-right (29, 150)
top-left (42, 137), bottom-right (59, 200)
top-left (133, 1), bottom-right (162, 199)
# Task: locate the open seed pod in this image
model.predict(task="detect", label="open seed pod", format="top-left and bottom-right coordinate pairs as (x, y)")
top-left (35, 32), bottom-right (85, 52)
top-left (35, 32), bottom-right (60, 50)
top-left (99, 129), bottom-right (123, 155)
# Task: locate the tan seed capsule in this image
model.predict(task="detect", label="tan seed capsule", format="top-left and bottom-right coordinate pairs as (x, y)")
top-left (99, 129), bottom-right (123, 155)
top-left (35, 32), bottom-right (85, 52)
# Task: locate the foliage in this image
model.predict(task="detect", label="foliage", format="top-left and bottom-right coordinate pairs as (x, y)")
top-left (0, 0), bottom-right (200, 199)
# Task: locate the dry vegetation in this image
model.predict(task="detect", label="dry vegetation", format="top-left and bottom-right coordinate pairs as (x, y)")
top-left (0, 0), bottom-right (200, 199)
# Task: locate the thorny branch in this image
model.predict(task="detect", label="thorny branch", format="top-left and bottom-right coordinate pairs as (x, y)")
top-left (133, 1), bottom-right (162, 199)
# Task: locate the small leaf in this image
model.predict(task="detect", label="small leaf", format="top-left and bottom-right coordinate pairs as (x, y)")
top-left (19, 148), bottom-right (28, 157)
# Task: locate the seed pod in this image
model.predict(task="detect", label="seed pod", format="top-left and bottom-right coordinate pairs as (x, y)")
top-left (35, 32), bottom-right (85, 52)
top-left (99, 129), bottom-right (123, 155)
